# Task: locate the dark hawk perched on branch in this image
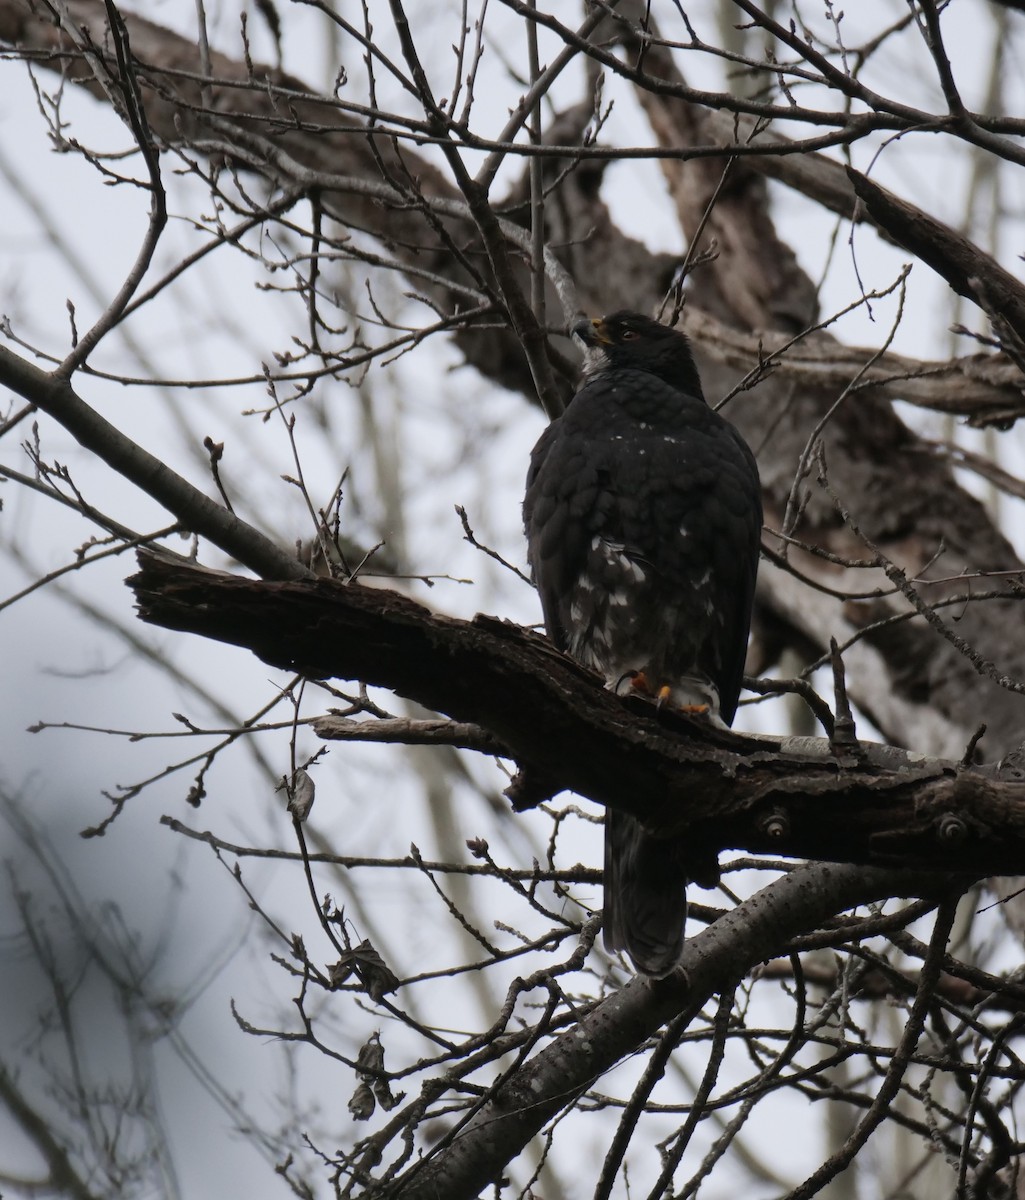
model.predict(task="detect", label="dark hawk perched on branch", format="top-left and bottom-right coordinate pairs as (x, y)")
top-left (523, 311), bottom-right (762, 977)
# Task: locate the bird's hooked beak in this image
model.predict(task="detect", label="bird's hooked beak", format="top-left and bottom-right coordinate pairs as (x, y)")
top-left (571, 315), bottom-right (612, 346)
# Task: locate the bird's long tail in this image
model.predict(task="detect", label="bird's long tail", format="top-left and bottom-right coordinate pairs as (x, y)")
top-left (602, 808), bottom-right (688, 978)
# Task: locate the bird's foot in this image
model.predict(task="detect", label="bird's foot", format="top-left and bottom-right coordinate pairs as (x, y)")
top-left (619, 672), bottom-right (711, 716)
top-left (661, 689), bottom-right (710, 717)
top-left (618, 669), bottom-right (653, 696)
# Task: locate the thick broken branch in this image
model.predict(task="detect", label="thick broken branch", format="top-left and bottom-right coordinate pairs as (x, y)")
top-left (128, 549), bottom-right (1025, 876)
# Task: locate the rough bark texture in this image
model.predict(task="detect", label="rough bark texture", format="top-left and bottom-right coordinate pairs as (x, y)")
top-left (5, 0), bottom-right (1022, 761)
top-left (6, 5), bottom-right (1025, 1191)
top-left (129, 549), bottom-right (1025, 875)
top-left (609, 18), bottom-right (1025, 760)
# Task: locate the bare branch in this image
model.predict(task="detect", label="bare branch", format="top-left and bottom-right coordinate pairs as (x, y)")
top-left (129, 549), bottom-right (1025, 876)
top-left (0, 345), bottom-right (310, 581)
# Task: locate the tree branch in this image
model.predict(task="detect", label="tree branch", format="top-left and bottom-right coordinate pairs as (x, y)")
top-left (394, 859), bottom-right (952, 1200)
top-left (848, 166), bottom-right (1025, 373)
top-left (0, 346), bottom-right (310, 581)
top-left (128, 549), bottom-right (1025, 875)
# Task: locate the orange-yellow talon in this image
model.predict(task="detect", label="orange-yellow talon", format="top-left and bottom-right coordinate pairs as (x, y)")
top-left (523, 310), bottom-right (762, 976)
top-left (618, 669), bottom-right (651, 695)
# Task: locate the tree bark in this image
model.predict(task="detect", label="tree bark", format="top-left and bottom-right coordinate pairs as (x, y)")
top-left (7, 5), bottom-right (1025, 1190)
top-left (389, 861), bottom-right (957, 1200)
top-left (129, 549), bottom-right (1025, 875)
top-left (5, 0), bottom-right (1025, 760)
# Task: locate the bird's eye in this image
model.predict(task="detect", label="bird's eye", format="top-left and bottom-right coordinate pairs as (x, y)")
top-left (620, 329), bottom-right (638, 340)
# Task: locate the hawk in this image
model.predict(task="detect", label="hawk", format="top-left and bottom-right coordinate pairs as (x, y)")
top-left (523, 310), bottom-right (762, 977)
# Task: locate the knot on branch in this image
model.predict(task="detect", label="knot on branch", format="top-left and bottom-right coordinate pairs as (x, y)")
top-left (757, 807), bottom-right (790, 841)
top-left (936, 813), bottom-right (968, 844)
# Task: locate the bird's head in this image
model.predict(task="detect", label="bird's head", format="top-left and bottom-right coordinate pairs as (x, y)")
top-left (572, 310), bottom-right (704, 400)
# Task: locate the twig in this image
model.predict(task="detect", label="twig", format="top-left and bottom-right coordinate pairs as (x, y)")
top-left (57, 2), bottom-right (168, 376)
top-left (455, 504), bottom-right (533, 584)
